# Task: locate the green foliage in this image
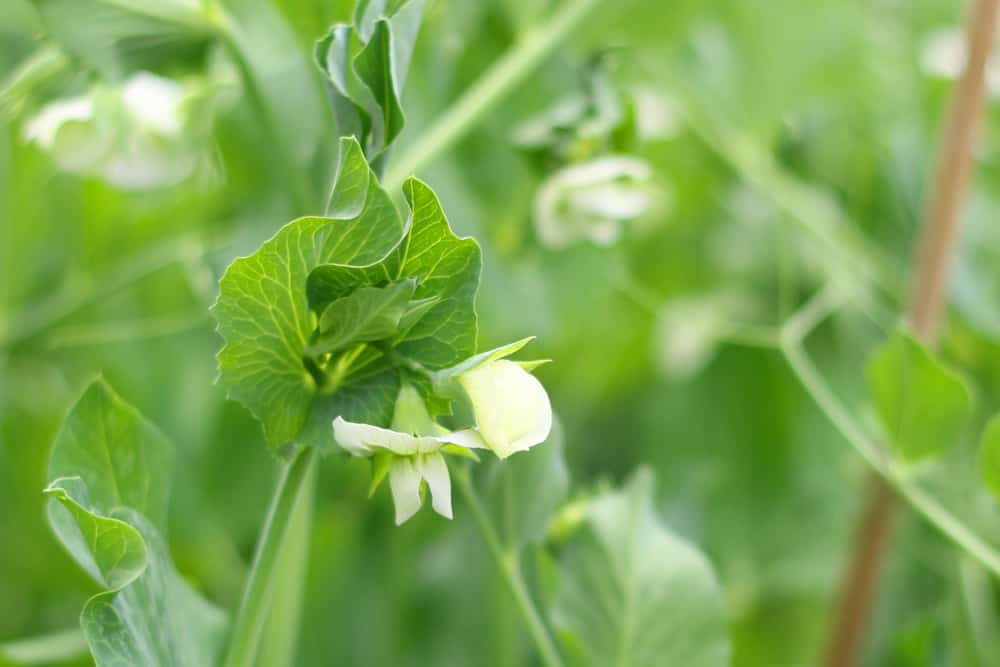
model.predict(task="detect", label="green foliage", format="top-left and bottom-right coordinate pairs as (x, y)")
top-left (978, 415), bottom-right (1000, 501)
top-left (213, 136), bottom-right (481, 452)
top-left (47, 378), bottom-right (173, 527)
top-left (866, 328), bottom-right (972, 461)
top-left (44, 380), bottom-right (225, 667)
top-left (29, 0), bottom-right (214, 79)
top-left (314, 0), bottom-right (424, 166)
top-left (552, 469), bottom-right (730, 667)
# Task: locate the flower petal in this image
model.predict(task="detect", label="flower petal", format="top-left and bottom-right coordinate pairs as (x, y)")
top-left (418, 453), bottom-right (452, 520)
top-left (389, 457), bottom-right (423, 525)
top-left (332, 416), bottom-right (423, 457)
top-left (459, 360), bottom-right (552, 459)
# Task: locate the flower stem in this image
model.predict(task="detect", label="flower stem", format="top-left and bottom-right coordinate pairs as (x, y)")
top-left (455, 467), bottom-right (565, 667)
top-left (383, 0), bottom-right (602, 191)
top-left (223, 446), bottom-right (318, 667)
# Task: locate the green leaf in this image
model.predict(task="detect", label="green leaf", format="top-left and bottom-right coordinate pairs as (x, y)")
top-left (866, 328), bottom-right (973, 461)
top-left (392, 178), bottom-right (481, 366)
top-left (44, 477), bottom-right (147, 592)
top-left (48, 378), bottom-right (173, 528)
top-left (552, 469), bottom-right (730, 667)
top-left (309, 279), bottom-right (418, 356)
top-left (212, 137), bottom-right (406, 449)
top-left (44, 382), bottom-right (225, 667)
top-left (978, 415), bottom-right (1000, 501)
top-left (314, 0), bottom-right (423, 163)
top-left (29, 0), bottom-right (213, 80)
top-left (308, 177), bottom-right (482, 369)
top-left (486, 418), bottom-right (568, 547)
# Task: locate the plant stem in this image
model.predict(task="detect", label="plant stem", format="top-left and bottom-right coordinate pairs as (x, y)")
top-left (455, 467), bottom-right (565, 667)
top-left (255, 447), bottom-right (317, 667)
top-left (383, 0), bottom-right (602, 191)
top-left (223, 447), bottom-right (318, 667)
top-left (824, 1), bottom-right (999, 664)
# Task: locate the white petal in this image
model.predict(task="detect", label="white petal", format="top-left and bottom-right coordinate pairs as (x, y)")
top-left (444, 429), bottom-right (488, 450)
top-left (418, 453), bottom-right (452, 520)
top-left (459, 360), bottom-right (553, 459)
top-left (23, 97), bottom-right (94, 147)
top-left (122, 72), bottom-right (184, 137)
top-left (389, 457), bottom-right (422, 525)
top-left (333, 416), bottom-right (424, 457)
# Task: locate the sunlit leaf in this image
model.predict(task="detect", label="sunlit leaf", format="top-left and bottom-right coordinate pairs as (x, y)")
top-left (552, 469), bottom-right (730, 667)
top-left (866, 329), bottom-right (972, 461)
top-left (212, 137), bottom-right (406, 449)
top-left (310, 279), bottom-right (418, 356)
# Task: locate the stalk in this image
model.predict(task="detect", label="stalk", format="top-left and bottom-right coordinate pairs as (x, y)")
top-left (223, 447), bottom-right (318, 667)
top-left (455, 467), bottom-right (565, 667)
top-left (824, 1), bottom-right (1000, 664)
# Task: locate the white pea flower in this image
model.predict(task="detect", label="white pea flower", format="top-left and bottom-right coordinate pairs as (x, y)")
top-left (333, 384), bottom-right (484, 524)
top-left (534, 156), bottom-right (661, 248)
top-left (434, 338), bottom-right (553, 460)
top-left (335, 340), bottom-right (554, 524)
top-left (23, 71), bottom-right (226, 189)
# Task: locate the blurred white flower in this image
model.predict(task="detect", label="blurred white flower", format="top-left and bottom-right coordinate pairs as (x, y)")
top-left (921, 28), bottom-right (1000, 95)
top-left (632, 87), bottom-right (682, 141)
top-left (534, 156), bottom-right (660, 248)
top-left (23, 71), bottom-right (224, 189)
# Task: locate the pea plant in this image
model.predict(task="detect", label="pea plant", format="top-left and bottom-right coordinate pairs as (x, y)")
top-left (8, 0), bottom-right (1000, 665)
top-left (9, 1), bottom-right (731, 666)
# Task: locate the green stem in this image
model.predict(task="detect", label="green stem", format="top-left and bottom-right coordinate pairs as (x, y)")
top-left (775, 288), bottom-right (1000, 577)
top-left (255, 452), bottom-right (317, 667)
top-left (383, 0), bottom-right (602, 191)
top-left (455, 467), bottom-right (565, 667)
top-left (223, 447), bottom-right (318, 667)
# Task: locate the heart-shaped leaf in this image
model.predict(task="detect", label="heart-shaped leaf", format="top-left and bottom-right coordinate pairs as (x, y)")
top-left (213, 137), bottom-right (406, 450)
top-left (45, 379), bottom-right (225, 667)
top-left (552, 469), bottom-right (730, 667)
top-left (866, 328), bottom-right (972, 461)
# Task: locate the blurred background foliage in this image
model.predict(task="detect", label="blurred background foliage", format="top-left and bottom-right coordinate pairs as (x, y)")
top-left (3, 0), bottom-right (1000, 665)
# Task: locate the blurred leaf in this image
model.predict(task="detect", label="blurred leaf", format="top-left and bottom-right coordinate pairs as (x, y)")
top-left (29, 0), bottom-right (213, 79)
top-left (222, 0), bottom-right (324, 167)
top-left (314, 0), bottom-right (423, 166)
top-left (552, 468), bottom-right (729, 667)
top-left (212, 137), bottom-right (405, 449)
top-left (866, 329), bottom-right (972, 462)
top-left (978, 415), bottom-right (1000, 502)
top-left (486, 418), bottom-right (568, 547)
top-left (0, 628), bottom-right (88, 666)
top-left (46, 378), bottom-right (174, 528)
top-left (43, 381), bottom-right (226, 667)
